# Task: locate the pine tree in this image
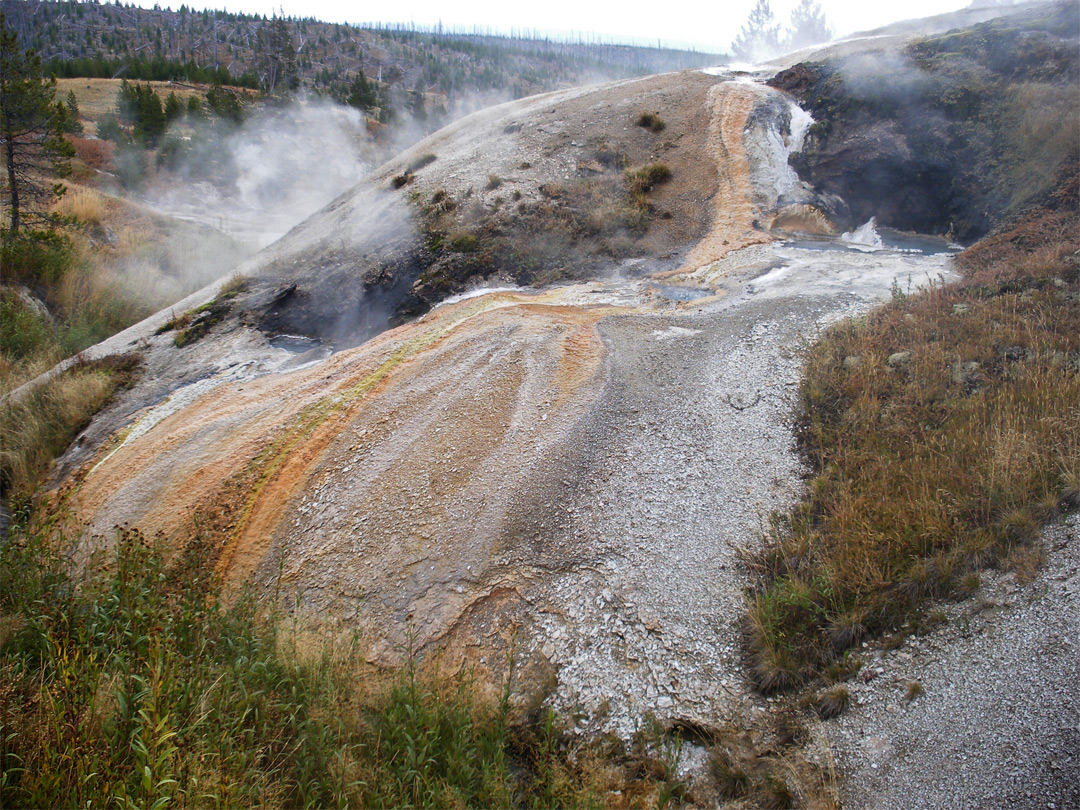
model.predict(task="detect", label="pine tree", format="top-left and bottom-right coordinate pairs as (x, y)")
top-left (164, 90), bottom-right (182, 123)
top-left (786, 0), bottom-right (832, 51)
top-left (186, 93), bottom-right (205, 120)
top-left (731, 0), bottom-right (781, 63)
top-left (0, 13), bottom-right (73, 239)
top-left (347, 70), bottom-right (378, 113)
top-left (62, 89), bottom-right (83, 134)
top-left (259, 16), bottom-right (298, 96)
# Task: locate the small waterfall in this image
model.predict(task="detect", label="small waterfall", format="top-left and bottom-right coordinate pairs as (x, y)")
top-left (787, 101), bottom-right (813, 154)
top-left (841, 217), bottom-right (885, 250)
top-left (746, 93), bottom-right (816, 209)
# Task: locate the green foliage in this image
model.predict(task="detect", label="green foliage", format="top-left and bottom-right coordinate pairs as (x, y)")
top-left (163, 91), bottom-right (182, 123)
top-left (346, 70), bottom-right (378, 112)
top-left (0, 288), bottom-right (52, 357)
top-left (116, 80), bottom-right (167, 145)
top-left (155, 133), bottom-right (188, 171)
top-left (95, 111), bottom-right (124, 143)
top-left (448, 233), bottom-right (479, 253)
top-left (185, 94), bottom-right (204, 119)
top-left (60, 89), bottom-right (83, 134)
top-left (113, 141), bottom-right (147, 189)
top-left (0, 12), bottom-right (75, 238)
top-left (204, 82), bottom-right (244, 124)
top-left (259, 16), bottom-right (299, 96)
top-left (0, 514), bottom-right (671, 809)
top-left (48, 54), bottom-right (258, 88)
top-left (0, 230), bottom-right (74, 286)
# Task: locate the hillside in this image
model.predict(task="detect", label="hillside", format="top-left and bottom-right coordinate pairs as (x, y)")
top-left (1, 2), bottom-right (1078, 808)
top-left (1, 0), bottom-right (725, 126)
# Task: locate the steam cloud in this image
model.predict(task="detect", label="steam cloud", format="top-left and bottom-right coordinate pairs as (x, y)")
top-left (147, 98), bottom-right (379, 250)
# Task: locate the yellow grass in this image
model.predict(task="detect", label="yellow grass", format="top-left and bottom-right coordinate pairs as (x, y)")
top-left (56, 78), bottom-right (203, 131)
top-left (0, 362), bottom-right (125, 496)
top-left (53, 185), bottom-right (106, 225)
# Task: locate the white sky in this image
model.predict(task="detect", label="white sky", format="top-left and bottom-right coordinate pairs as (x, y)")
top-left (126, 0), bottom-right (975, 53)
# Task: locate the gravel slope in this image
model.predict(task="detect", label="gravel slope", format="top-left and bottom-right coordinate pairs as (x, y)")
top-left (816, 513), bottom-right (1079, 810)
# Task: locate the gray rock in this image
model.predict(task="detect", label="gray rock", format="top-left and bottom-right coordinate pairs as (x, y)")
top-left (887, 351), bottom-right (912, 367)
top-left (950, 360), bottom-right (980, 386)
top-left (843, 355), bottom-right (864, 370)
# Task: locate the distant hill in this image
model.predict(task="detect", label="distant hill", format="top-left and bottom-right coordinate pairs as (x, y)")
top-left (1, 0), bottom-right (727, 125)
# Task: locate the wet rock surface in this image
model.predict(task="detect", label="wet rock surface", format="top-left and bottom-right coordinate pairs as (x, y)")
top-left (37, 28), bottom-right (1078, 804)
top-left (770, 2), bottom-right (1079, 241)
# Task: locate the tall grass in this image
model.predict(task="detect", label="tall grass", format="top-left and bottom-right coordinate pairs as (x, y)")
top-left (53, 186), bottom-right (107, 225)
top-left (0, 356), bottom-right (137, 500)
top-left (745, 188), bottom-right (1080, 690)
top-left (0, 515), bottom-right (687, 809)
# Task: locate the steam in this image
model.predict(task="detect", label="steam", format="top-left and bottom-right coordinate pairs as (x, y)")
top-left (841, 217), bottom-right (884, 249)
top-left (147, 98), bottom-right (378, 250)
top-left (838, 51), bottom-right (929, 102)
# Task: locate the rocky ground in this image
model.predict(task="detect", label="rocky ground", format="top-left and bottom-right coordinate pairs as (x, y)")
top-left (495, 241), bottom-right (955, 736)
top-left (55, 234), bottom-right (955, 742)
top-left (814, 512), bottom-right (1079, 809)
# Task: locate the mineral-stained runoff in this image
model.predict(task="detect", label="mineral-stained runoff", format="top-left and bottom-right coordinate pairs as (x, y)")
top-left (56, 70), bottom-right (955, 735)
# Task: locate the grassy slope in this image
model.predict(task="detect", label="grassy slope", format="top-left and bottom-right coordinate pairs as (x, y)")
top-left (0, 521), bottom-right (691, 808)
top-left (746, 2), bottom-right (1080, 693)
top-left (746, 172), bottom-right (1080, 691)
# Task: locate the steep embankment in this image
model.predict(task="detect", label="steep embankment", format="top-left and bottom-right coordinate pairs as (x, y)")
top-left (770, 0), bottom-right (1079, 240)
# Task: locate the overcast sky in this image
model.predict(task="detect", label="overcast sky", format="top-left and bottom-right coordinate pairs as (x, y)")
top-left (126, 0), bottom-right (975, 53)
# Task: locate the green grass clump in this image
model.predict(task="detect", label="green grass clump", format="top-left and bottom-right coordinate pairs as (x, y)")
top-left (0, 291), bottom-right (54, 359)
top-left (449, 233), bottom-right (479, 253)
top-left (0, 512), bottom-right (685, 809)
top-left (154, 310), bottom-right (192, 334)
top-left (171, 279), bottom-right (247, 348)
top-left (745, 189), bottom-right (1080, 690)
top-left (625, 164), bottom-right (672, 212)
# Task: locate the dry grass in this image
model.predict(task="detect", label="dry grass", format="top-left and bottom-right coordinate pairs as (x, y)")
top-left (52, 185), bottom-right (249, 317)
top-left (0, 356), bottom-right (137, 498)
top-left (706, 719), bottom-right (839, 810)
top-left (636, 111), bottom-right (666, 133)
top-left (69, 137), bottom-right (115, 174)
top-left (53, 185), bottom-right (107, 225)
top-left (815, 685), bottom-right (850, 719)
top-left (746, 170), bottom-right (1080, 690)
top-left (55, 78), bottom-right (203, 130)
